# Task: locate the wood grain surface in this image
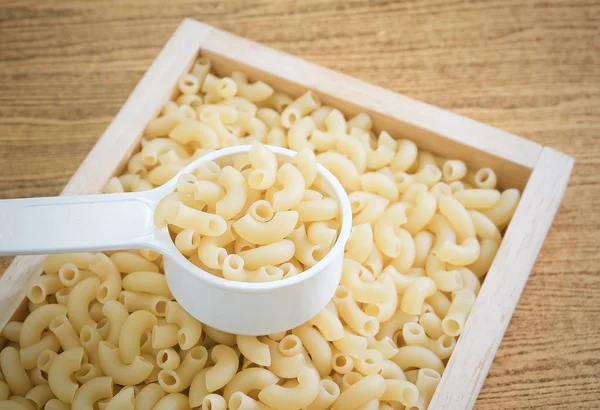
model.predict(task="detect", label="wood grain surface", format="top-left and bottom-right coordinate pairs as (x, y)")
top-left (0, 1), bottom-right (598, 408)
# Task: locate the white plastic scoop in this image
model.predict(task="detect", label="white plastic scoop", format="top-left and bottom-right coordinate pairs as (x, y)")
top-left (0, 145), bottom-right (351, 335)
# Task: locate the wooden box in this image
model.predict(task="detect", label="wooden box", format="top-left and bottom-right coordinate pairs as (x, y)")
top-left (0, 18), bottom-right (573, 409)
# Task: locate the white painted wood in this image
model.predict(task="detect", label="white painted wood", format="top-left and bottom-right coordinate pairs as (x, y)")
top-left (429, 147), bottom-right (574, 409)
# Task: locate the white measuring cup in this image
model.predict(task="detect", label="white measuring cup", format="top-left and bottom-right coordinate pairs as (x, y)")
top-left (0, 145), bottom-right (352, 335)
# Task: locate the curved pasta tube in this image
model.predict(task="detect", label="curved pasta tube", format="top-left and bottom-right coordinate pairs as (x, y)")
top-left (27, 274), bottom-right (62, 304)
top-left (236, 335), bottom-right (271, 367)
top-left (332, 327), bottom-right (368, 359)
top-left (311, 110), bottom-right (345, 152)
top-left (272, 163), bottom-right (305, 211)
top-left (204, 345), bottom-right (240, 392)
top-left (20, 332), bottom-right (60, 370)
top-left (263, 337), bottom-right (307, 379)
top-left (438, 195), bottom-right (476, 242)
top-left (90, 253), bottom-right (122, 303)
top-left (332, 374), bottom-right (386, 409)
top-left (216, 166), bottom-right (248, 220)
top-left (482, 188), bottom-right (520, 227)
top-left (400, 277), bottom-right (437, 315)
top-left (340, 258), bottom-right (386, 303)
top-left (412, 164), bottom-right (442, 188)
top-left (48, 315), bottom-right (81, 351)
top-left (201, 74), bottom-right (238, 100)
top-left (436, 237), bottom-right (481, 266)
top-left (158, 346), bottom-right (208, 393)
top-left (280, 91), bottom-right (320, 126)
top-left (97, 341), bottom-right (154, 385)
top-left (71, 377), bottom-right (113, 410)
top-left (353, 349), bottom-right (383, 376)
top-left (287, 116), bottom-right (315, 151)
top-left (222, 255), bottom-right (284, 282)
top-left (428, 214), bottom-right (457, 254)
top-left (349, 192), bottom-right (388, 226)
top-left (317, 152), bottom-right (360, 191)
top-left (233, 211), bottom-right (298, 246)
top-left (119, 310), bottom-right (157, 364)
top-left (453, 188), bottom-right (501, 210)
top-left (238, 239), bottom-right (295, 270)
top-left (0, 347), bottom-right (32, 397)
top-left (151, 393), bottom-right (191, 410)
top-left (292, 324), bottom-right (332, 377)
top-left (292, 148), bottom-right (317, 188)
top-left (294, 197), bottom-right (339, 224)
top-left (469, 210), bottom-right (502, 243)
top-left (176, 174), bottom-right (224, 205)
top-left (110, 251), bottom-right (159, 273)
top-left (390, 228), bottom-right (416, 273)
top-left (403, 192), bottom-right (437, 235)
top-left (105, 386), bottom-right (134, 410)
top-left (336, 133), bottom-right (367, 174)
top-left (122, 271), bottom-right (172, 299)
top-left (364, 274), bottom-right (398, 322)
top-left (380, 379), bottom-right (419, 407)
top-left (468, 238), bottom-right (500, 277)
top-left (232, 71), bottom-right (274, 102)
top-left (43, 252), bottom-right (94, 274)
top-left (247, 141), bottom-right (277, 190)
top-left (425, 255), bottom-right (464, 292)
top-left (258, 367), bottom-right (320, 410)
top-left (344, 223), bottom-right (373, 264)
top-left (309, 306), bottom-right (344, 341)
top-left (135, 383), bottom-right (165, 410)
top-left (169, 120), bottom-right (220, 148)
top-left (166, 201), bottom-right (227, 236)
top-left (228, 392), bottom-right (273, 410)
top-left (402, 323), bottom-right (456, 360)
top-left (390, 139), bottom-right (418, 172)
top-left (474, 167), bottom-right (497, 189)
top-left (197, 236), bottom-right (228, 270)
top-left (165, 301), bottom-right (203, 349)
top-left (141, 138), bottom-right (189, 166)
top-left (189, 368), bottom-right (210, 407)
top-left (442, 288), bottom-right (477, 336)
top-left (238, 117), bottom-right (268, 144)
top-left (19, 304), bottom-right (67, 348)
top-left (48, 347), bottom-right (84, 403)
top-left (24, 384), bottom-right (54, 409)
top-left (333, 287), bottom-right (379, 337)
top-left (287, 226), bottom-right (323, 267)
top-left (392, 345), bottom-right (445, 374)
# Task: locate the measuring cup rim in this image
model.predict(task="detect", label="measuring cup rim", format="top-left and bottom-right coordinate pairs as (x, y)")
top-left (162, 144), bottom-right (353, 293)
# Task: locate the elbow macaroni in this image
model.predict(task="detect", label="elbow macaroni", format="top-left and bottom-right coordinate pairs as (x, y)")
top-left (2, 59), bottom-right (521, 410)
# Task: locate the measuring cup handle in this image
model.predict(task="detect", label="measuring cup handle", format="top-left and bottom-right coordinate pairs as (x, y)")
top-left (0, 190), bottom-right (164, 256)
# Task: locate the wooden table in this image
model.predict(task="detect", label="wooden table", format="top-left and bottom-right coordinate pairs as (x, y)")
top-left (0, 1), bottom-right (598, 408)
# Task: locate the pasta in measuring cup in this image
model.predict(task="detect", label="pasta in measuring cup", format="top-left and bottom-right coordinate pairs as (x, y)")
top-left (153, 141), bottom-right (342, 282)
top-left (1, 57), bottom-right (522, 410)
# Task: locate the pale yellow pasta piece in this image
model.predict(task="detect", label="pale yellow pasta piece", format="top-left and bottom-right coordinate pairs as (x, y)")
top-left (332, 327), bottom-right (368, 360)
top-left (403, 193), bottom-right (437, 235)
top-left (402, 323), bottom-right (456, 360)
top-left (305, 378), bottom-right (340, 410)
top-left (438, 195), bottom-right (476, 241)
top-left (237, 239), bottom-right (295, 270)
top-left (345, 223), bottom-right (373, 264)
top-left (310, 106), bottom-right (334, 132)
top-left (340, 258), bottom-right (386, 303)
top-left (228, 392), bottom-right (273, 410)
top-left (379, 379), bottom-right (419, 407)
top-left (222, 368), bottom-right (279, 403)
top-left (364, 274), bottom-right (398, 322)
top-left (43, 252), bottom-right (94, 274)
top-left (317, 152), bottom-right (361, 191)
top-left (122, 271), bottom-right (173, 299)
top-left (169, 120), bottom-right (220, 148)
top-left (74, 363), bottom-right (102, 384)
top-left (354, 349), bottom-right (384, 376)
top-left (166, 201), bottom-right (227, 236)
top-left (119, 291), bottom-right (169, 317)
top-left (392, 346), bottom-right (444, 374)
top-left (400, 277), bottom-right (437, 315)
top-left (27, 274), bottom-right (62, 304)
top-left (336, 133), bottom-right (367, 174)
top-left (57, 263), bottom-right (93, 288)
top-left (412, 164), bottom-right (442, 188)
top-left (347, 113), bottom-right (373, 131)
top-left (248, 141), bottom-right (278, 189)
top-left (0, 347), bottom-right (32, 397)
top-left (435, 236), bottom-right (481, 266)
top-left (197, 236), bottom-right (228, 269)
top-left (292, 324), bottom-right (332, 377)
top-left (48, 347), bottom-right (84, 403)
top-left (141, 137), bottom-right (188, 166)
top-left (425, 255), bottom-right (464, 292)
top-left (27, 368), bottom-right (47, 387)
top-left (20, 303), bottom-right (67, 347)
top-left (109, 251), bottom-right (159, 273)
top-left (20, 332), bottom-right (60, 370)
top-left (441, 159), bottom-right (467, 182)
top-left (158, 346), bottom-right (208, 393)
top-left (442, 288), bottom-right (477, 336)
top-left (105, 386), bottom-right (134, 410)
top-left (237, 335), bottom-right (271, 366)
top-left (47, 315), bottom-right (81, 351)
top-left (308, 307), bottom-right (344, 341)
top-left (233, 210), bottom-right (298, 245)
top-left (157, 348), bottom-right (180, 370)
top-left (201, 74), bottom-right (238, 100)
top-left (24, 383), bottom-right (54, 409)
top-left (331, 350), bottom-right (354, 374)
top-left (425, 291), bottom-right (452, 318)
top-left (332, 374), bottom-right (385, 409)
top-left (334, 286), bottom-right (379, 337)
top-left (473, 167), bottom-right (497, 189)
top-left (366, 337), bottom-right (399, 361)
top-left (89, 253), bottom-right (122, 303)
top-left (44, 399), bottom-right (71, 410)
top-left (215, 166), bottom-right (248, 220)
top-left (1, 321), bottom-right (22, 342)
top-left (258, 367), bottom-right (320, 410)
top-left (165, 301), bottom-right (203, 349)
top-left (390, 140), bottom-right (418, 173)
top-left (281, 91), bottom-right (320, 128)
top-left (379, 359), bottom-right (407, 381)
top-left (135, 383), bottom-right (165, 410)
top-left (118, 310), bottom-right (157, 364)
top-left (97, 341), bottom-right (153, 385)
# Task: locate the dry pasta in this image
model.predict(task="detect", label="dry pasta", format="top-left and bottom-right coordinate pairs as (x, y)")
top-left (1, 58), bottom-right (521, 410)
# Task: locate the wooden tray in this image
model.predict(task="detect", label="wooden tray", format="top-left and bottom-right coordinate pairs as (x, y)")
top-left (0, 18), bottom-right (574, 409)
